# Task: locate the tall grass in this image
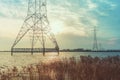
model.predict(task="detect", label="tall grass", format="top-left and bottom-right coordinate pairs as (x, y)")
top-left (1, 55), bottom-right (120, 80)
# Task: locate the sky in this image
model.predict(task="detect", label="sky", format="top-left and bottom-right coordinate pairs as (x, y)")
top-left (0, 0), bottom-right (120, 50)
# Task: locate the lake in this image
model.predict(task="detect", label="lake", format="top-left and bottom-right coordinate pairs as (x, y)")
top-left (0, 52), bottom-right (120, 69)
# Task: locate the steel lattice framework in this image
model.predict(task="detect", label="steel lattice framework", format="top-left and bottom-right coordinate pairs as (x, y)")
top-left (11, 0), bottom-right (59, 56)
top-left (93, 26), bottom-right (98, 51)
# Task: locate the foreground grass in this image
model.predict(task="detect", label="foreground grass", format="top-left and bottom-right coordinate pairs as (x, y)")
top-left (1, 55), bottom-right (120, 80)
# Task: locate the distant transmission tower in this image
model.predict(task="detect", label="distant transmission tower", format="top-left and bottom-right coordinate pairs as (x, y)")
top-left (99, 43), bottom-right (104, 51)
top-left (11, 0), bottom-right (59, 56)
top-left (93, 26), bottom-right (98, 51)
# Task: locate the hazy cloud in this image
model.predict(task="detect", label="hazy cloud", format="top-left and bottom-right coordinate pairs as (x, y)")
top-left (0, 0), bottom-right (119, 50)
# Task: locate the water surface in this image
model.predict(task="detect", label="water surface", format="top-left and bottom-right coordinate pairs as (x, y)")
top-left (0, 52), bottom-right (120, 69)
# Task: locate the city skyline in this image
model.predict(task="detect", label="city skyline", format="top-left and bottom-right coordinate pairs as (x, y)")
top-left (0, 0), bottom-right (120, 50)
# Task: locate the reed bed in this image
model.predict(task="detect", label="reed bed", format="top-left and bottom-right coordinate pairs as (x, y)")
top-left (1, 55), bottom-right (120, 80)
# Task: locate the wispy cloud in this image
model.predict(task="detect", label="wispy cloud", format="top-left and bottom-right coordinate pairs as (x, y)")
top-left (0, 17), bottom-right (22, 38)
top-left (49, 0), bottom-right (105, 37)
top-left (0, 0), bottom-right (117, 37)
top-left (107, 38), bottom-right (120, 45)
top-left (0, 0), bottom-right (26, 19)
top-left (99, 0), bottom-right (117, 9)
top-left (0, 0), bottom-right (119, 50)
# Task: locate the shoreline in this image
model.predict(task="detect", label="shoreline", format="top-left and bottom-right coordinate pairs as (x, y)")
top-left (1, 50), bottom-right (120, 53)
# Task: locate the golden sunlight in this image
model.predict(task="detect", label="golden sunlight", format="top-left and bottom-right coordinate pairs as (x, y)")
top-left (51, 21), bottom-right (64, 34)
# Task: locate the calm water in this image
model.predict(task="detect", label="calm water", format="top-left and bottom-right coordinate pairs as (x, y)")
top-left (0, 52), bottom-right (120, 69)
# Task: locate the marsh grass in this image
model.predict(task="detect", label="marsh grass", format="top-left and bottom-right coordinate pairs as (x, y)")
top-left (1, 55), bottom-right (120, 80)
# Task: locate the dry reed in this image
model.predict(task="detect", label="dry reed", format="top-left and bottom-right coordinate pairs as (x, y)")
top-left (0, 55), bottom-right (120, 80)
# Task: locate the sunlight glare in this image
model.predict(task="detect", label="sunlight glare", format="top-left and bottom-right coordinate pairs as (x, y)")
top-left (51, 21), bottom-right (63, 34)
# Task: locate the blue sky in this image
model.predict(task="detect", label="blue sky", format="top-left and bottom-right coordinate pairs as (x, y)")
top-left (0, 0), bottom-right (120, 50)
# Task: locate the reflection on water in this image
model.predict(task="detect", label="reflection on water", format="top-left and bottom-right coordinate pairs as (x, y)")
top-left (0, 52), bottom-right (120, 68)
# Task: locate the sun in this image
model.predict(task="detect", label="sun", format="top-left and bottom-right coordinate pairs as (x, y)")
top-left (51, 21), bottom-right (63, 34)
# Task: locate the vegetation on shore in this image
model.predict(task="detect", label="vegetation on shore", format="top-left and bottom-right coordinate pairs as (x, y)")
top-left (0, 55), bottom-right (120, 80)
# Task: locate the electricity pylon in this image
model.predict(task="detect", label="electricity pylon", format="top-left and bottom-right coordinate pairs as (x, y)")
top-left (99, 43), bottom-right (104, 51)
top-left (11, 0), bottom-right (59, 56)
top-left (93, 26), bottom-right (98, 51)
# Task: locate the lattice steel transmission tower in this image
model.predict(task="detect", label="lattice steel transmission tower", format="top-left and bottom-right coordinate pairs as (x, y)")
top-left (11, 0), bottom-right (59, 56)
top-left (93, 26), bottom-right (98, 51)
